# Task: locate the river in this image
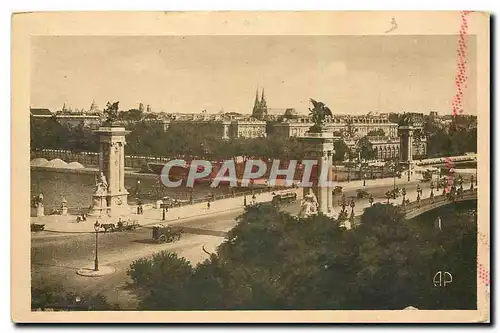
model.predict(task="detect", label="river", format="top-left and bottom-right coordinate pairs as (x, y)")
top-left (30, 170), bottom-right (243, 212)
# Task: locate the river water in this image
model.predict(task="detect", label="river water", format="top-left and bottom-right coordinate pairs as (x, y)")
top-left (30, 170), bottom-right (241, 212)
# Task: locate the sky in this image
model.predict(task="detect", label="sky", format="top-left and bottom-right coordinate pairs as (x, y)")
top-left (30, 35), bottom-right (477, 115)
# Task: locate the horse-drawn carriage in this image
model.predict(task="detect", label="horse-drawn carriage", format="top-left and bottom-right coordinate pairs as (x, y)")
top-left (116, 220), bottom-right (140, 232)
top-left (99, 220), bottom-right (140, 233)
top-left (152, 224), bottom-right (183, 243)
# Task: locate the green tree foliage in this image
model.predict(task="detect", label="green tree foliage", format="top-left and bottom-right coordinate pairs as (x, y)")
top-left (127, 252), bottom-right (194, 309)
top-left (333, 140), bottom-right (349, 162)
top-left (357, 136), bottom-right (376, 160)
top-left (31, 284), bottom-right (118, 311)
top-left (425, 115), bottom-right (477, 157)
top-left (127, 202), bottom-right (477, 310)
top-left (30, 117), bottom-right (99, 152)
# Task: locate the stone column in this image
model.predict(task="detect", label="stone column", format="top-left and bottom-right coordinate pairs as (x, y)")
top-left (398, 125), bottom-right (415, 181)
top-left (89, 126), bottom-right (130, 216)
top-left (299, 130), bottom-right (335, 216)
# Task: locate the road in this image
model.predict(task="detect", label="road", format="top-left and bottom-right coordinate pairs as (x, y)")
top-left (31, 210), bottom-right (242, 309)
top-left (30, 179), bottom-right (425, 309)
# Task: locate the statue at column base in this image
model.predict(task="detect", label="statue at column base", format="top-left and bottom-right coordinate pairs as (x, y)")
top-left (36, 204), bottom-right (45, 217)
top-left (32, 193), bottom-right (45, 217)
top-left (298, 189), bottom-right (319, 218)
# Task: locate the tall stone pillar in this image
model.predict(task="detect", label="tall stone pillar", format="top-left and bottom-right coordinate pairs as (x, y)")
top-left (398, 125), bottom-right (415, 181)
top-left (299, 129), bottom-right (335, 215)
top-left (89, 126), bottom-right (130, 216)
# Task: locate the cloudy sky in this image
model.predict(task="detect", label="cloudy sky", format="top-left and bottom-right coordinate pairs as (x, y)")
top-left (31, 35), bottom-right (476, 115)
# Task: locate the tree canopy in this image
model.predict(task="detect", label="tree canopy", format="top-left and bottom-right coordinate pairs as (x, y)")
top-left (126, 201), bottom-right (477, 310)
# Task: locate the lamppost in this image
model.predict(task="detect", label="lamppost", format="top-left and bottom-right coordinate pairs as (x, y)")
top-left (338, 198), bottom-right (347, 213)
top-left (389, 159), bottom-right (399, 191)
top-left (385, 191), bottom-right (391, 204)
top-left (93, 221), bottom-right (100, 271)
top-left (401, 188), bottom-right (406, 205)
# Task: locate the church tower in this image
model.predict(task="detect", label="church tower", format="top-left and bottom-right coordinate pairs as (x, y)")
top-left (252, 88), bottom-right (268, 120)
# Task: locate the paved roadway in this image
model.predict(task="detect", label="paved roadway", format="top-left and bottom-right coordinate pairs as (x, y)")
top-left (31, 211), bottom-right (241, 309)
top-left (30, 179), bottom-right (428, 309)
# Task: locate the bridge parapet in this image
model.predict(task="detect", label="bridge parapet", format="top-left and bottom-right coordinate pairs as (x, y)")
top-left (400, 188), bottom-right (477, 219)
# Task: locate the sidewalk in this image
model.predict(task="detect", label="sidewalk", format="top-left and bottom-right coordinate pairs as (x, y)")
top-left (32, 188), bottom-right (301, 233)
top-left (32, 177), bottom-right (475, 233)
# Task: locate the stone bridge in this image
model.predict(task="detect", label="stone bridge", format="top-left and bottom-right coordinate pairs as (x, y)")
top-left (401, 188), bottom-right (478, 220)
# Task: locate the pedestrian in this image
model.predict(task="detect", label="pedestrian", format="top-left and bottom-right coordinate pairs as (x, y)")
top-left (244, 196), bottom-right (247, 207)
top-left (207, 201), bottom-right (211, 210)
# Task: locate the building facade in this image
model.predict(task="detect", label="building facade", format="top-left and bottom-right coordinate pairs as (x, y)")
top-left (270, 114), bottom-right (426, 160)
top-left (270, 115), bottom-right (399, 139)
top-left (228, 118), bottom-right (267, 138)
top-left (158, 116), bottom-right (266, 140)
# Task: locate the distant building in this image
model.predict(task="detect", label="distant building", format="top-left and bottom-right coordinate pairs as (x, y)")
top-left (30, 108), bottom-right (53, 118)
top-left (158, 116), bottom-right (266, 139)
top-left (228, 118), bottom-right (267, 139)
top-left (252, 89), bottom-right (268, 120)
top-left (270, 115), bottom-right (399, 139)
top-left (270, 114), bottom-right (426, 160)
top-left (55, 113), bottom-right (102, 129)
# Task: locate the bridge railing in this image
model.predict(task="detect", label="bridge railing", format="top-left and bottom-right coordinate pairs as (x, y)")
top-left (399, 188), bottom-right (477, 213)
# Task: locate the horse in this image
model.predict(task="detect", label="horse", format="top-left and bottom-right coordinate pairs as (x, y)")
top-left (100, 223), bottom-right (116, 233)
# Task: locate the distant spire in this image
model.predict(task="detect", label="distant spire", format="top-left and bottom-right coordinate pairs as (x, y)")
top-left (62, 103), bottom-right (67, 112)
top-left (89, 99), bottom-right (98, 111)
top-left (254, 88), bottom-right (259, 105)
top-left (261, 89), bottom-right (266, 106)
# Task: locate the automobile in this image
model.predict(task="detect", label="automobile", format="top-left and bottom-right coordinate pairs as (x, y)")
top-left (152, 224), bottom-right (183, 243)
top-left (31, 223), bottom-right (45, 232)
top-left (356, 189), bottom-right (370, 199)
top-left (332, 186), bottom-right (343, 195)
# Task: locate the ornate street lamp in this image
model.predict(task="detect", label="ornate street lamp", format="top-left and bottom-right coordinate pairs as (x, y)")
top-left (385, 191), bottom-right (391, 204)
top-left (338, 199), bottom-right (347, 213)
top-left (93, 221), bottom-right (100, 271)
top-left (401, 188), bottom-right (407, 205)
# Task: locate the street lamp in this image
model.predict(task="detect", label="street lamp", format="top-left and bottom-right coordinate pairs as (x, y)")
top-left (93, 221), bottom-right (100, 271)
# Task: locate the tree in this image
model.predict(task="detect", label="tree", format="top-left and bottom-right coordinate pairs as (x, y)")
top-left (127, 251), bottom-right (194, 309)
top-left (333, 140), bottom-right (349, 162)
top-left (126, 200), bottom-right (477, 310)
top-left (357, 136), bottom-right (376, 160)
top-left (31, 284), bottom-right (118, 311)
